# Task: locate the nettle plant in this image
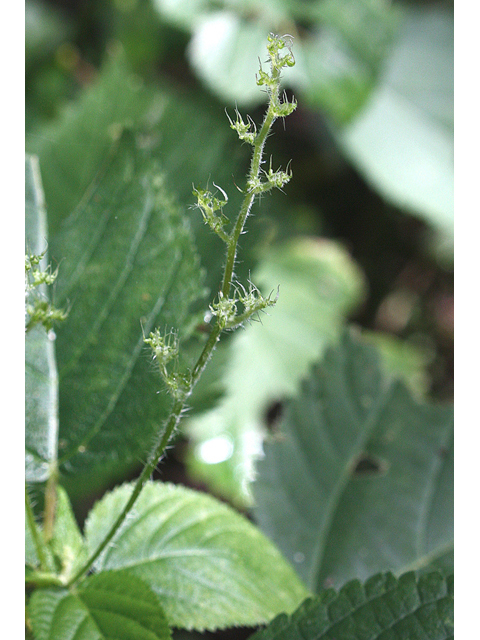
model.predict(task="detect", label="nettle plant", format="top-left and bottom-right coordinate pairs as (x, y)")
top-left (25, 36), bottom-right (453, 639)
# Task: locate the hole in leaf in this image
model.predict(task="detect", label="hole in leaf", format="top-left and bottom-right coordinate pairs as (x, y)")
top-left (352, 453), bottom-right (389, 477)
top-left (264, 400), bottom-right (284, 432)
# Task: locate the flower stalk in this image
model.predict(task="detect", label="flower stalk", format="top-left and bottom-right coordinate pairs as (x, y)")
top-left (67, 33), bottom-right (296, 587)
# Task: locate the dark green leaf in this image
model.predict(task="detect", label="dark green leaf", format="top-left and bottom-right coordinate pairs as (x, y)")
top-left (25, 0), bottom-right (71, 69)
top-left (301, 0), bottom-right (400, 123)
top-left (254, 331), bottom-right (453, 591)
top-left (52, 134), bottom-right (203, 478)
top-left (27, 59), bottom-right (205, 482)
top-left (28, 572), bottom-right (172, 640)
top-left (25, 154), bottom-right (60, 483)
top-left (186, 238), bottom-right (366, 506)
top-left (248, 571), bottom-right (454, 640)
top-left (84, 481), bottom-right (310, 631)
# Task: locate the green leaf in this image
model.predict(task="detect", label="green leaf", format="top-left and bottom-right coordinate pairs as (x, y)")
top-left (28, 572), bottom-right (172, 640)
top-left (27, 54), bottom-right (152, 238)
top-left (28, 59), bottom-right (205, 484)
top-left (187, 11), bottom-right (277, 107)
top-left (186, 238), bottom-right (366, 506)
top-left (25, 154), bottom-right (60, 483)
top-left (337, 7), bottom-right (453, 246)
top-left (25, 0), bottom-right (71, 69)
top-left (301, 0), bottom-right (400, 123)
top-left (362, 330), bottom-right (434, 399)
top-left (154, 0), bottom-right (397, 122)
top-left (50, 486), bottom-right (88, 581)
top-left (25, 501), bottom-right (41, 568)
top-left (248, 571), bottom-right (454, 640)
top-left (84, 481), bottom-right (310, 631)
top-left (254, 331), bottom-right (453, 591)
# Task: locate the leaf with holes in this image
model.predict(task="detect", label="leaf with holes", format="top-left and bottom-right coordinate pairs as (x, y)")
top-left (28, 571), bottom-right (172, 640)
top-left (84, 481), bottom-right (309, 631)
top-left (253, 331), bottom-right (453, 591)
top-left (186, 238), bottom-right (366, 507)
top-left (248, 571), bottom-right (453, 640)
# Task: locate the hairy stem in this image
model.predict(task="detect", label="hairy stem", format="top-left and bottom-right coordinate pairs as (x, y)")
top-left (68, 34), bottom-right (294, 588)
top-left (25, 486), bottom-right (51, 572)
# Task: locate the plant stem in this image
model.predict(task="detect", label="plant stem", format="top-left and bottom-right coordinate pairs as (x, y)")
top-left (25, 486), bottom-right (51, 572)
top-left (221, 105), bottom-right (277, 298)
top-left (68, 323), bottom-right (223, 586)
top-left (68, 35), bottom-right (293, 588)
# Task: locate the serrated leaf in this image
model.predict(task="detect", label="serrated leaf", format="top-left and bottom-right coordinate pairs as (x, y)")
top-left (248, 571), bottom-right (454, 640)
top-left (84, 481), bottom-right (309, 631)
top-left (27, 59), bottom-right (204, 483)
top-left (50, 486), bottom-right (88, 581)
top-left (25, 154), bottom-right (60, 483)
top-left (186, 238), bottom-right (366, 506)
top-left (28, 571), bottom-right (172, 640)
top-left (338, 7), bottom-right (453, 245)
top-left (27, 55), bottom-right (153, 237)
top-left (254, 331), bottom-right (453, 591)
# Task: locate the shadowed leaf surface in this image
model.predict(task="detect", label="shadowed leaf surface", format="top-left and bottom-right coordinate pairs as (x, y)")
top-left (254, 332), bottom-right (453, 591)
top-left (248, 571), bottom-right (453, 640)
top-left (186, 238), bottom-right (366, 506)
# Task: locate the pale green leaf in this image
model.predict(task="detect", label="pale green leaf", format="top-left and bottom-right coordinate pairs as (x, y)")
top-left (254, 331), bottom-right (453, 591)
top-left (155, 0), bottom-right (397, 121)
top-left (28, 572), bottom-right (172, 640)
top-left (249, 571), bottom-right (454, 640)
top-left (186, 238), bottom-right (366, 506)
top-left (84, 481), bottom-right (309, 631)
top-left (25, 154), bottom-right (59, 483)
top-left (153, 0), bottom-right (210, 32)
top-left (50, 486), bottom-right (88, 581)
top-left (187, 12), bottom-right (279, 107)
top-left (338, 7), bottom-right (453, 245)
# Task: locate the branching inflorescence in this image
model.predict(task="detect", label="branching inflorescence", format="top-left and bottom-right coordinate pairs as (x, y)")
top-left (67, 33), bottom-right (296, 587)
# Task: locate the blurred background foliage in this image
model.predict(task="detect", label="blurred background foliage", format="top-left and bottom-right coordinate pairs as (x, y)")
top-left (26, 0), bottom-right (453, 559)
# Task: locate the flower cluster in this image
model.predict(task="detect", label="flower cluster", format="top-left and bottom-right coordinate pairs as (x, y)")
top-left (226, 108), bottom-right (257, 145)
top-left (193, 185), bottom-right (230, 243)
top-left (25, 251), bottom-right (67, 332)
top-left (210, 281), bottom-right (277, 331)
top-left (144, 328), bottom-right (189, 397)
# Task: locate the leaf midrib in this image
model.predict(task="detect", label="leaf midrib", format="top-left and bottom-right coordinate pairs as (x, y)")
top-left (308, 381), bottom-right (395, 591)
